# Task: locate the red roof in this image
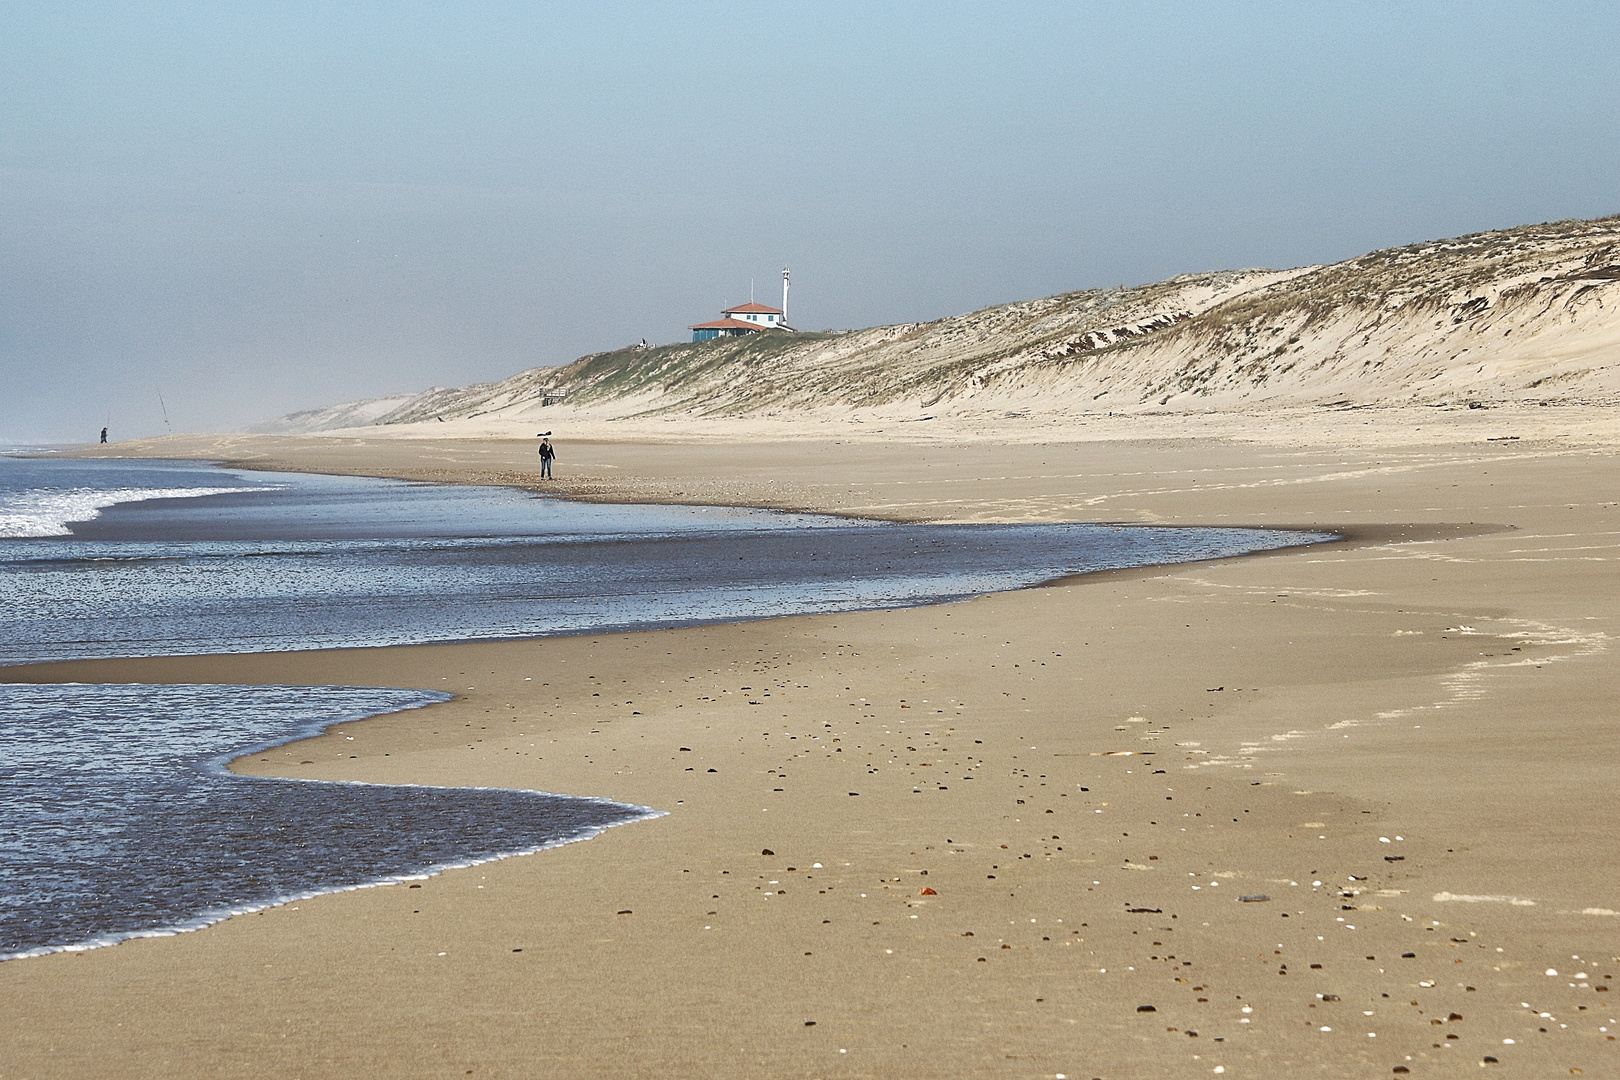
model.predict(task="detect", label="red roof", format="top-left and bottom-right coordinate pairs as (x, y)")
top-left (722, 302), bottom-right (783, 315)
top-left (688, 317), bottom-right (765, 331)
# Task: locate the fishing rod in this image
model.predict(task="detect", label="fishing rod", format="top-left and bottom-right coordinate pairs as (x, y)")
top-left (157, 390), bottom-right (172, 434)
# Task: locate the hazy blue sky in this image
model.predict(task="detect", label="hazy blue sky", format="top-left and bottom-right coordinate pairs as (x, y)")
top-left (3, 2), bottom-right (1617, 441)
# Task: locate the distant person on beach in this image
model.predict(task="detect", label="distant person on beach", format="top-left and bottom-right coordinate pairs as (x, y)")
top-left (538, 438), bottom-right (555, 478)
top-left (99, 427), bottom-right (108, 444)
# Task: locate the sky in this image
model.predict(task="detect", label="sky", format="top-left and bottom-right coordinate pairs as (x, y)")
top-left (3, 2), bottom-right (1618, 442)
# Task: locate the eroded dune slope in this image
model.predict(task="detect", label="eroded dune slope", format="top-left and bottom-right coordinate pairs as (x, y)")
top-left (257, 216), bottom-right (1620, 433)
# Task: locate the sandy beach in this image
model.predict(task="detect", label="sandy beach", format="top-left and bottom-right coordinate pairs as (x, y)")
top-left (3, 419), bottom-right (1617, 1079)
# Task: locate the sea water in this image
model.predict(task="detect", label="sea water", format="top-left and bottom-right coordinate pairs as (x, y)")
top-left (0, 683), bottom-right (652, 961)
top-left (0, 455), bottom-right (1333, 960)
top-left (0, 457), bottom-right (1324, 662)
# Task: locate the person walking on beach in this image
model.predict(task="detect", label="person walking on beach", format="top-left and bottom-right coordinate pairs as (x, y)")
top-left (538, 437), bottom-right (555, 479)
top-left (99, 427), bottom-right (108, 444)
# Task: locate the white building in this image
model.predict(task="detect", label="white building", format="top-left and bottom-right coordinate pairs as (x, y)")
top-left (721, 302), bottom-right (785, 327)
top-left (690, 301), bottom-right (791, 341)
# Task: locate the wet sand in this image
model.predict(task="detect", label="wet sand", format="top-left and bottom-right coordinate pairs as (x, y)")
top-left (2, 430), bottom-right (1617, 1078)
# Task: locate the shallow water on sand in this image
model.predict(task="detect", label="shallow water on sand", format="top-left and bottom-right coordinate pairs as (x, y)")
top-left (0, 456), bottom-right (1332, 961)
top-left (0, 682), bottom-right (654, 961)
top-left (0, 457), bottom-right (1328, 663)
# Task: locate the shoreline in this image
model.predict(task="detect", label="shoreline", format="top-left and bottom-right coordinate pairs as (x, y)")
top-left (3, 430), bottom-right (1617, 1078)
top-left (0, 682), bottom-right (664, 967)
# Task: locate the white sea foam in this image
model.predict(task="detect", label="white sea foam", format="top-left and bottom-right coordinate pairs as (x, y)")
top-left (1432, 891), bottom-right (1536, 906)
top-left (0, 485), bottom-right (260, 537)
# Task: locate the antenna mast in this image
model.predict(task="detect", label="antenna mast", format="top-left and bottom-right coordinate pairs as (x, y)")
top-left (782, 267), bottom-right (790, 324)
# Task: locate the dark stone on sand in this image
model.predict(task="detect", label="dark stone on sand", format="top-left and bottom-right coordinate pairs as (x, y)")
top-left (761, 849), bottom-right (774, 856)
top-left (1136, 1005), bottom-right (1157, 1012)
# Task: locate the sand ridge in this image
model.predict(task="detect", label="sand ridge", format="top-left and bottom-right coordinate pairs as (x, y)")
top-left (248, 216), bottom-right (1620, 438)
top-left (2, 431), bottom-right (1617, 1078)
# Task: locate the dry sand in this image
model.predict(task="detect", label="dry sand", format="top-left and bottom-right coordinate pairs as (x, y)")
top-left (2, 423), bottom-right (1618, 1079)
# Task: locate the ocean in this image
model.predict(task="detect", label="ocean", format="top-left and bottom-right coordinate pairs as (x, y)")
top-left (0, 455), bottom-right (1333, 960)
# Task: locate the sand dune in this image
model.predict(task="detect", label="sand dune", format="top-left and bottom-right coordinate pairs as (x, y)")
top-left (258, 215), bottom-right (1620, 440)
